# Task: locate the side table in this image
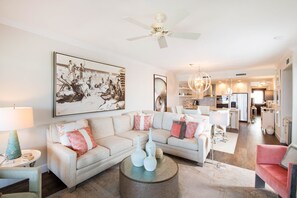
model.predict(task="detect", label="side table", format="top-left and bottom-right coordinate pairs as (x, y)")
top-left (0, 149), bottom-right (41, 168)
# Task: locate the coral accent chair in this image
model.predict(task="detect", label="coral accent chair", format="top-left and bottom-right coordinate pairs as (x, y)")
top-left (255, 144), bottom-right (297, 198)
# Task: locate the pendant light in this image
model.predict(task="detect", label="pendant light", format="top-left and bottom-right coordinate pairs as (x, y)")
top-left (187, 64), bottom-right (211, 94)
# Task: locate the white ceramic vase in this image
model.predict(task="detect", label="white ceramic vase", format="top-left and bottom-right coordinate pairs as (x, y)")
top-left (144, 146), bottom-right (157, 171)
top-left (131, 136), bottom-right (146, 167)
top-left (145, 128), bottom-right (156, 157)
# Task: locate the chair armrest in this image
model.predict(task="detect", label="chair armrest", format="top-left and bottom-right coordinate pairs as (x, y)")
top-left (47, 142), bottom-right (77, 188)
top-left (287, 163), bottom-right (297, 196)
top-left (256, 144), bottom-right (287, 164)
top-left (0, 167), bottom-right (41, 197)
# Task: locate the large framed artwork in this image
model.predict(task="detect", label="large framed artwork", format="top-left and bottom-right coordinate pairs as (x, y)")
top-left (53, 52), bottom-right (125, 117)
top-left (153, 74), bottom-right (167, 112)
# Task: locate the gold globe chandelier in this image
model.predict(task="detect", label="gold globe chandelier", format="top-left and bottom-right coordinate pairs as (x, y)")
top-left (187, 64), bottom-right (211, 94)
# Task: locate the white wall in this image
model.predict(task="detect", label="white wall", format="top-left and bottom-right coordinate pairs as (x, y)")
top-left (0, 24), bottom-right (175, 169)
top-left (292, 48), bottom-right (297, 144)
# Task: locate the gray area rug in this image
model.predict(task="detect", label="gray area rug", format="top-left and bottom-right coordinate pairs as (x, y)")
top-left (47, 158), bottom-right (277, 198)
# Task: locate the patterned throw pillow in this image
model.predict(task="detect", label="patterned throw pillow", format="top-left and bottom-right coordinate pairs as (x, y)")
top-left (170, 121), bottom-right (186, 139)
top-left (56, 119), bottom-right (89, 147)
top-left (134, 114), bottom-right (151, 131)
top-left (66, 127), bottom-right (97, 156)
top-left (185, 122), bottom-right (199, 138)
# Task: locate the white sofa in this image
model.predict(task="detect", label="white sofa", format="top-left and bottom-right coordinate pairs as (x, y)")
top-left (47, 115), bottom-right (145, 190)
top-left (47, 111), bottom-right (211, 190)
top-left (149, 112), bottom-right (211, 166)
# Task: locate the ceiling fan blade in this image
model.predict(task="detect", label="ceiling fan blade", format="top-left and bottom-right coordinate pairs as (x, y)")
top-left (168, 32), bottom-right (201, 40)
top-left (158, 36), bottom-right (168, 49)
top-left (165, 10), bottom-right (189, 29)
top-left (127, 35), bottom-right (150, 41)
top-left (123, 17), bottom-right (151, 30)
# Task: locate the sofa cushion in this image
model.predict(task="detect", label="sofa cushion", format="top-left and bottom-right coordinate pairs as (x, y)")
top-left (152, 112), bottom-right (163, 129)
top-left (123, 111), bottom-right (142, 128)
top-left (47, 123), bottom-right (63, 143)
top-left (96, 136), bottom-right (132, 155)
top-left (162, 112), bottom-right (183, 131)
top-left (56, 119), bottom-right (89, 147)
top-left (89, 117), bottom-right (115, 139)
top-left (66, 127), bottom-right (97, 157)
top-left (112, 115), bottom-right (132, 134)
top-left (185, 114), bottom-right (210, 138)
top-left (134, 114), bottom-right (151, 131)
top-left (151, 129), bottom-right (171, 144)
top-left (170, 121), bottom-right (186, 139)
top-left (76, 145), bottom-right (110, 169)
top-left (116, 130), bottom-right (148, 145)
top-left (185, 122), bottom-right (198, 138)
top-left (167, 137), bottom-right (199, 151)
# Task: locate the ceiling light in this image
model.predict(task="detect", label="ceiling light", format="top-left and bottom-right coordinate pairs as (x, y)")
top-left (188, 64), bottom-right (211, 94)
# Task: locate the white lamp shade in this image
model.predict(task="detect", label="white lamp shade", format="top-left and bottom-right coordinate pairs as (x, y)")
top-left (0, 107), bottom-right (34, 131)
top-left (209, 110), bottom-right (230, 126)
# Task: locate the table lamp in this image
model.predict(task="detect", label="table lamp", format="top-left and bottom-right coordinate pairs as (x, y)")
top-left (0, 106), bottom-right (34, 160)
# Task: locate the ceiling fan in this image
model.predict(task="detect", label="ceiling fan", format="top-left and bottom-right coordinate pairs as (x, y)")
top-left (124, 12), bottom-right (200, 49)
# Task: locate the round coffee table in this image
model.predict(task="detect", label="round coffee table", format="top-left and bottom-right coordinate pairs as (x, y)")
top-left (119, 155), bottom-right (179, 198)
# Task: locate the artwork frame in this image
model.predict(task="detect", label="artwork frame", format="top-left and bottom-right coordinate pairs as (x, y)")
top-left (53, 52), bottom-right (125, 117)
top-left (153, 74), bottom-right (167, 112)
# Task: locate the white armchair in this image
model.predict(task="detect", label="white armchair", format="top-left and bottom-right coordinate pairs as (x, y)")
top-left (0, 167), bottom-right (41, 198)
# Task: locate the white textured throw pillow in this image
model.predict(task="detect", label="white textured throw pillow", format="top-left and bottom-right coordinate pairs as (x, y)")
top-left (280, 144), bottom-right (297, 169)
top-left (56, 119), bottom-right (89, 147)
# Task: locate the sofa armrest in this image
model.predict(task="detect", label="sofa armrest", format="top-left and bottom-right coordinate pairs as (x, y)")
top-left (197, 133), bottom-right (211, 165)
top-left (0, 167), bottom-right (41, 197)
top-left (256, 144), bottom-right (287, 165)
top-left (287, 163), bottom-right (297, 196)
top-left (47, 141), bottom-right (77, 188)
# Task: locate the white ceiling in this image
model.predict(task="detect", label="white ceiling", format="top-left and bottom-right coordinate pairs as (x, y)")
top-left (1, 0), bottom-right (297, 72)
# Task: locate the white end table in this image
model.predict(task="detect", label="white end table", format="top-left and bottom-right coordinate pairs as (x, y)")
top-left (0, 149), bottom-right (41, 167)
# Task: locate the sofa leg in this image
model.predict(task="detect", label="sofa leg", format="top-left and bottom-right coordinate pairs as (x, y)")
top-left (197, 162), bottom-right (203, 167)
top-left (68, 186), bottom-right (76, 192)
top-left (255, 174), bottom-right (265, 188)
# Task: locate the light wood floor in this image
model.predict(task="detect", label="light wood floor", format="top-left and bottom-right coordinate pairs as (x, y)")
top-left (0, 116), bottom-right (280, 197)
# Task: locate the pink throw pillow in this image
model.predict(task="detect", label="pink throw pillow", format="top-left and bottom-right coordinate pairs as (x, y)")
top-left (66, 127), bottom-right (97, 156)
top-left (134, 115), bottom-right (151, 131)
top-left (170, 121), bottom-right (186, 139)
top-left (185, 122), bottom-right (199, 138)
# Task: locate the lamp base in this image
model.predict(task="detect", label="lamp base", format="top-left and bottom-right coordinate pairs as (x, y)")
top-left (6, 130), bottom-right (22, 160)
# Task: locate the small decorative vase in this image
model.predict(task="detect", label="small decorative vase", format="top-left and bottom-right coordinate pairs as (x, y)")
top-left (155, 148), bottom-right (163, 159)
top-left (131, 136), bottom-right (146, 167)
top-left (144, 146), bottom-right (157, 171)
top-left (145, 128), bottom-right (156, 157)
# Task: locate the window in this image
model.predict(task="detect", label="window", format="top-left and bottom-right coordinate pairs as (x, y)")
top-left (253, 90), bottom-right (264, 104)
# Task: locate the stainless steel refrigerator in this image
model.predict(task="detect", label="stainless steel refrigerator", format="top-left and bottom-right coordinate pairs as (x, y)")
top-left (230, 93), bottom-right (248, 122)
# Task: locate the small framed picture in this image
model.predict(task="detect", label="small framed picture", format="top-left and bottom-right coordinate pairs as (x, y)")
top-left (153, 74), bottom-right (167, 112)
